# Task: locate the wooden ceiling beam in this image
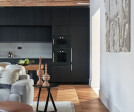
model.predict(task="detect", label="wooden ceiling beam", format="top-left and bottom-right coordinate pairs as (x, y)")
top-left (0, 0), bottom-right (90, 6)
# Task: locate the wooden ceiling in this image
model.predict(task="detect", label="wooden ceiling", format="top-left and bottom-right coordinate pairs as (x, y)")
top-left (0, 0), bottom-right (90, 7)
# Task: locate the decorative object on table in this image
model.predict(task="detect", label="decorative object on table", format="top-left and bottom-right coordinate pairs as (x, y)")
top-left (36, 57), bottom-right (44, 86)
top-left (8, 51), bottom-right (13, 58)
top-left (18, 59), bottom-right (35, 66)
top-left (104, 0), bottom-right (130, 52)
top-left (33, 83), bottom-right (59, 112)
top-left (42, 64), bottom-right (50, 87)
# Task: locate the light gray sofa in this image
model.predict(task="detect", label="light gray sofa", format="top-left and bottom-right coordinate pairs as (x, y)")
top-left (0, 65), bottom-right (34, 105)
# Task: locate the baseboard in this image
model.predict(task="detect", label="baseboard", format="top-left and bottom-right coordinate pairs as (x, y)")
top-left (99, 90), bottom-right (124, 112)
top-left (92, 88), bottom-right (99, 96)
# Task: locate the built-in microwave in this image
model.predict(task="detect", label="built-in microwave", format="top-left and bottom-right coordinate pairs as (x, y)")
top-left (53, 48), bottom-right (71, 66)
top-left (52, 35), bottom-right (71, 48)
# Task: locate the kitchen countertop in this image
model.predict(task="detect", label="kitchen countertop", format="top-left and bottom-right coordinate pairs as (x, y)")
top-left (0, 58), bottom-right (52, 59)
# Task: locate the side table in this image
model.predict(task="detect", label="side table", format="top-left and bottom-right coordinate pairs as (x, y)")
top-left (33, 83), bottom-right (59, 112)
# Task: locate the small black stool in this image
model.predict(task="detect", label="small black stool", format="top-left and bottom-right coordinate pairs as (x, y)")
top-left (33, 83), bottom-right (59, 112)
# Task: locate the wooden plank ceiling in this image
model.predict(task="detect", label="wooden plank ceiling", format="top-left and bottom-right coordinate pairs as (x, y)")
top-left (0, 0), bottom-right (90, 6)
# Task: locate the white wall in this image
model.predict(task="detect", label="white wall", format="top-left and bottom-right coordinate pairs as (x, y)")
top-left (90, 0), bottom-right (134, 112)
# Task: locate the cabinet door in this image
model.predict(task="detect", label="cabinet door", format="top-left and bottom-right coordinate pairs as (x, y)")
top-left (35, 27), bottom-right (52, 42)
top-left (71, 26), bottom-right (89, 83)
top-left (18, 27), bottom-right (35, 42)
top-left (71, 8), bottom-right (89, 26)
top-left (16, 7), bottom-right (34, 25)
top-left (0, 27), bottom-right (17, 42)
top-left (52, 26), bottom-right (71, 35)
top-left (52, 8), bottom-right (71, 26)
top-left (34, 7), bottom-right (52, 26)
top-left (0, 8), bottom-right (16, 25)
top-left (52, 66), bottom-right (71, 82)
top-left (71, 63), bottom-right (89, 82)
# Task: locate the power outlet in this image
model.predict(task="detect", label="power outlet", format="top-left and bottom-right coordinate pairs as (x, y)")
top-left (18, 46), bottom-right (22, 50)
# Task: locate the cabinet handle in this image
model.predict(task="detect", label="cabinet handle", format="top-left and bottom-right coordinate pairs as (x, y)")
top-left (71, 64), bottom-right (72, 71)
top-left (53, 39), bottom-right (54, 45)
top-left (71, 48), bottom-right (72, 63)
top-left (53, 53), bottom-right (54, 62)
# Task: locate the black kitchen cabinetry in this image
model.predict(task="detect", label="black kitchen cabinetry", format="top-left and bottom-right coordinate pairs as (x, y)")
top-left (0, 8), bottom-right (16, 25)
top-left (18, 27), bottom-right (52, 42)
top-left (71, 8), bottom-right (89, 26)
top-left (0, 27), bottom-right (17, 41)
top-left (0, 27), bottom-right (52, 42)
top-left (52, 26), bottom-right (71, 35)
top-left (52, 8), bottom-right (71, 26)
top-left (16, 7), bottom-right (34, 25)
top-left (52, 66), bottom-right (71, 82)
top-left (34, 7), bottom-right (52, 26)
top-left (18, 27), bottom-right (35, 41)
top-left (34, 27), bottom-right (52, 42)
top-left (0, 7), bottom-right (89, 83)
top-left (0, 7), bottom-right (52, 26)
top-left (71, 26), bottom-right (89, 83)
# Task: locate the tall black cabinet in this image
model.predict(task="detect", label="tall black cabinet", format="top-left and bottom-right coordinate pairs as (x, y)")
top-left (70, 8), bottom-right (89, 83)
top-left (71, 26), bottom-right (89, 82)
top-left (52, 7), bottom-right (89, 83)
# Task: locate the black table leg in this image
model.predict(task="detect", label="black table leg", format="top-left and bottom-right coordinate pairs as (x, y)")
top-left (49, 92), bottom-right (57, 111)
top-left (36, 87), bottom-right (41, 111)
top-left (44, 88), bottom-right (50, 112)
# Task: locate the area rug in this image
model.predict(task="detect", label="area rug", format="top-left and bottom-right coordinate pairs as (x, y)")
top-left (32, 101), bottom-right (75, 112)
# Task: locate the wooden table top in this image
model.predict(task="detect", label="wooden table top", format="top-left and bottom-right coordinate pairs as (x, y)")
top-left (0, 64), bottom-right (44, 71)
top-left (0, 101), bottom-right (33, 112)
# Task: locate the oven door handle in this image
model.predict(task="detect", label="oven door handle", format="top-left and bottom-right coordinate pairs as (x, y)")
top-left (71, 48), bottom-right (72, 63)
top-left (71, 64), bottom-right (72, 71)
top-left (71, 48), bottom-right (72, 71)
top-left (53, 39), bottom-right (54, 45)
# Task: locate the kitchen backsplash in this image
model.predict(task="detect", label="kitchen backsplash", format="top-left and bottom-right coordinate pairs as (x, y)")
top-left (0, 43), bottom-right (52, 58)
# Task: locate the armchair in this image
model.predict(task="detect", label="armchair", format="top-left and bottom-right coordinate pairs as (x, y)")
top-left (0, 65), bottom-right (34, 105)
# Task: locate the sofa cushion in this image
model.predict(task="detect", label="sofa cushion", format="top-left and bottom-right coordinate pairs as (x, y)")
top-left (0, 89), bottom-right (11, 101)
top-left (0, 69), bottom-right (20, 85)
top-left (6, 65), bottom-right (26, 75)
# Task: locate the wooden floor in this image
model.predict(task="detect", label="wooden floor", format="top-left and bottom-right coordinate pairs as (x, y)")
top-left (34, 85), bottom-right (108, 112)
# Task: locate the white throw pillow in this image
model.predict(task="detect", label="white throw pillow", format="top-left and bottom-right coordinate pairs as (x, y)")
top-left (0, 66), bottom-right (5, 71)
top-left (0, 69), bottom-right (20, 85)
top-left (6, 65), bottom-right (26, 75)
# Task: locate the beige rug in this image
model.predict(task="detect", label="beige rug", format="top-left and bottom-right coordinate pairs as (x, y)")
top-left (32, 101), bottom-right (75, 112)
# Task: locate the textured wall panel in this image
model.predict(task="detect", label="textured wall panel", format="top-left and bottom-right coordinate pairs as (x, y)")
top-left (104, 0), bottom-right (130, 52)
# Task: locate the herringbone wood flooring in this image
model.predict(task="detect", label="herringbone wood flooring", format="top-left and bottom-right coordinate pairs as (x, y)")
top-left (34, 85), bottom-right (109, 112)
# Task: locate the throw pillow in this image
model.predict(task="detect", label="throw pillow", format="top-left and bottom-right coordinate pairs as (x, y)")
top-left (0, 66), bottom-right (4, 71)
top-left (0, 69), bottom-right (20, 85)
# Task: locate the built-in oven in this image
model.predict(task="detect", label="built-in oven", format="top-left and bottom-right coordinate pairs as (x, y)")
top-left (53, 35), bottom-right (71, 48)
top-left (53, 48), bottom-right (71, 66)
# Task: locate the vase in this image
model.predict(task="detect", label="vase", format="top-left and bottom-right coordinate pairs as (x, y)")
top-left (42, 64), bottom-right (50, 87)
top-left (36, 57), bottom-right (44, 86)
